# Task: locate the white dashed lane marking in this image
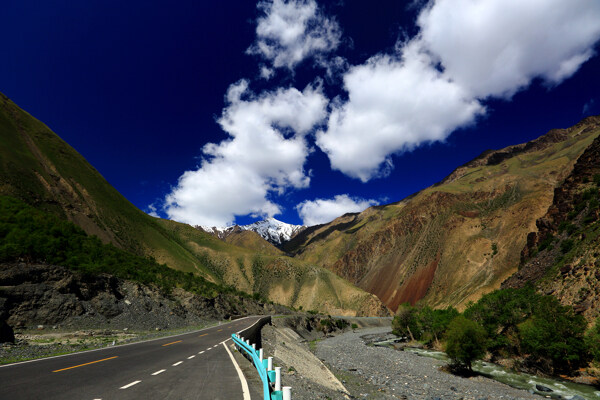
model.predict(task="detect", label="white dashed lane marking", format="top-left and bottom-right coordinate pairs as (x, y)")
top-left (187, 355), bottom-right (195, 359)
top-left (151, 369), bottom-right (166, 376)
top-left (172, 361), bottom-right (183, 366)
top-left (120, 381), bottom-right (141, 389)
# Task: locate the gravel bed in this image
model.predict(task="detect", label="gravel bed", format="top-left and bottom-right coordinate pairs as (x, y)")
top-left (315, 327), bottom-right (543, 400)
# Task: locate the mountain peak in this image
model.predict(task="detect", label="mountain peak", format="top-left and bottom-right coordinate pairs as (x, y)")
top-left (199, 218), bottom-right (306, 245)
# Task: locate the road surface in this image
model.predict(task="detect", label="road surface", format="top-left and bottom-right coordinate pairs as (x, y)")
top-left (0, 316), bottom-right (263, 399)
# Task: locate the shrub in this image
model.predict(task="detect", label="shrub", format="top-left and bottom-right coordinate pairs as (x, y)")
top-left (538, 235), bottom-right (554, 251)
top-left (586, 318), bottom-right (600, 366)
top-left (594, 174), bottom-right (600, 186)
top-left (445, 316), bottom-right (487, 371)
top-left (560, 239), bottom-right (575, 254)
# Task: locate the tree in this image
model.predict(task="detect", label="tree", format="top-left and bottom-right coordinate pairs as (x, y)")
top-left (445, 316), bottom-right (487, 371)
top-left (392, 304), bottom-right (421, 340)
top-left (519, 295), bottom-right (589, 373)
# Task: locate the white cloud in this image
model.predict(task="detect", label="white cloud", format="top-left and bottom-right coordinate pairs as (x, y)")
top-left (418, 0), bottom-right (600, 98)
top-left (260, 65), bottom-right (275, 80)
top-left (248, 0), bottom-right (341, 70)
top-left (164, 81), bottom-right (328, 226)
top-left (146, 204), bottom-right (160, 218)
top-left (296, 194), bottom-right (378, 226)
top-left (317, 41), bottom-right (484, 182)
top-left (316, 0), bottom-right (600, 182)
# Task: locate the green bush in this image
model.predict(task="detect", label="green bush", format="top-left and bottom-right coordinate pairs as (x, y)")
top-left (538, 235), bottom-right (554, 251)
top-left (445, 316), bottom-right (487, 371)
top-left (594, 174), bottom-right (600, 186)
top-left (586, 318), bottom-right (600, 365)
top-left (560, 239), bottom-right (575, 254)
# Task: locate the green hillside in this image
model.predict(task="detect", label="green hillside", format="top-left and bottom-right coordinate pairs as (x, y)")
top-left (0, 92), bottom-right (387, 316)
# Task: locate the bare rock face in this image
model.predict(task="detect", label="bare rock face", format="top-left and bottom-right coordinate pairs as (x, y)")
top-left (0, 263), bottom-right (289, 330)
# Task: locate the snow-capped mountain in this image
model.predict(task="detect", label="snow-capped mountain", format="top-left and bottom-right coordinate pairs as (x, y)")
top-left (199, 217), bottom-right (306, 245)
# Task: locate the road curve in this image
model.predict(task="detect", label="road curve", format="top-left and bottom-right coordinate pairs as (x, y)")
top-left (0, 316), bottom-right (263, 400)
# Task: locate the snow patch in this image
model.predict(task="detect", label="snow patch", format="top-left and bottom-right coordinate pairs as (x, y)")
top-left (199, 217), bottom-right (305, 245)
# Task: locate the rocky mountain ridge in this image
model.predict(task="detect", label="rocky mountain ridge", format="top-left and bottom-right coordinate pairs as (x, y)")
top-left (503, 118), bottom-right (600, 321)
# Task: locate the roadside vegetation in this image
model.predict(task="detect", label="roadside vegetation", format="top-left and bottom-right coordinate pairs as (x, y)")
top-left (393, 286), bottom-right (598, 376)
top-left (0, 196), bottom-right (248, 299)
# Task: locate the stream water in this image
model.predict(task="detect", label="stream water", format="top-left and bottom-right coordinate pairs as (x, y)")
top-left (374, 338), bottom-right (600, 399)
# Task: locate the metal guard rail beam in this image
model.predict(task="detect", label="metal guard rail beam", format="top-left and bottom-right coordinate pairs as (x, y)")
top-left (231, 333), bottom-right (270, 400)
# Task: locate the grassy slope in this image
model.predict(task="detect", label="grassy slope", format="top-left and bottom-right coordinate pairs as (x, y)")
top-left (0, 93), bottom-right (385, 315)
top-left (289, 118), bottom-right (600, 312)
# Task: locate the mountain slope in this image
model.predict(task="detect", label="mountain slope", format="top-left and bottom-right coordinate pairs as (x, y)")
top-left (503, 127), bottom-right (600, 321)
top-left (0, 92), bottom-right (388, 316)
top-left (286, 116), bottom-right (600, 312)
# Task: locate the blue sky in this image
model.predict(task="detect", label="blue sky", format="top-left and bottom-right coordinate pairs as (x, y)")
top-left (2, 0), bottom-right (600, 227)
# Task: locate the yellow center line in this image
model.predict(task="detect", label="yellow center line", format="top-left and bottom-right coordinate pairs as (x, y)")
top-left (53, 356), bottom-right (118, 373)
top-left (162, 340), bottom-right (182, 347)
top-left (198, 333), bottom-right (208, 337)
top-left (217, 329), bottom-right (223, 332)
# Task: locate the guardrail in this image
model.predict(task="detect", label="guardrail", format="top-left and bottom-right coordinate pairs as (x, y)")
top-left (231, 333), bottom-right (291, 400)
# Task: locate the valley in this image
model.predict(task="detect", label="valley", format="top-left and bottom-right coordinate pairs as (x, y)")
top-left (2, 92), bottom-right (600, 396)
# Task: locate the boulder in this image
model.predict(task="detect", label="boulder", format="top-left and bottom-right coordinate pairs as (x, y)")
top-left (535, 384), bottom-right (553, 392)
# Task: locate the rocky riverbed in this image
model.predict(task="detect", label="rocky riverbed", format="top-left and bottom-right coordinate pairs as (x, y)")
top-left (315, 327), bottom-right (545, 400)
top-left (260, 321), bottom-right (545, 400)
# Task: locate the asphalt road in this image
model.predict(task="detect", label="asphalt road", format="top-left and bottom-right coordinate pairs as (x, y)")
top-left (0, 316), bottom-right (263, 400)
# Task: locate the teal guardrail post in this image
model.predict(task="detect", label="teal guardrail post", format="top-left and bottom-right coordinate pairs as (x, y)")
top-left (270, 390), bottom-right (283, 400)
top-left (231, 333), bottom-right (270, 400)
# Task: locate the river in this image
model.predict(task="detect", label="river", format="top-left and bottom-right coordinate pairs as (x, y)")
top-left (374, 338), bottom-right (600, 399)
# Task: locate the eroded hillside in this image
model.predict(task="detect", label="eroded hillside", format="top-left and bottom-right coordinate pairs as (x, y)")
top-left (287, 116), bottom-right (600, 312)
